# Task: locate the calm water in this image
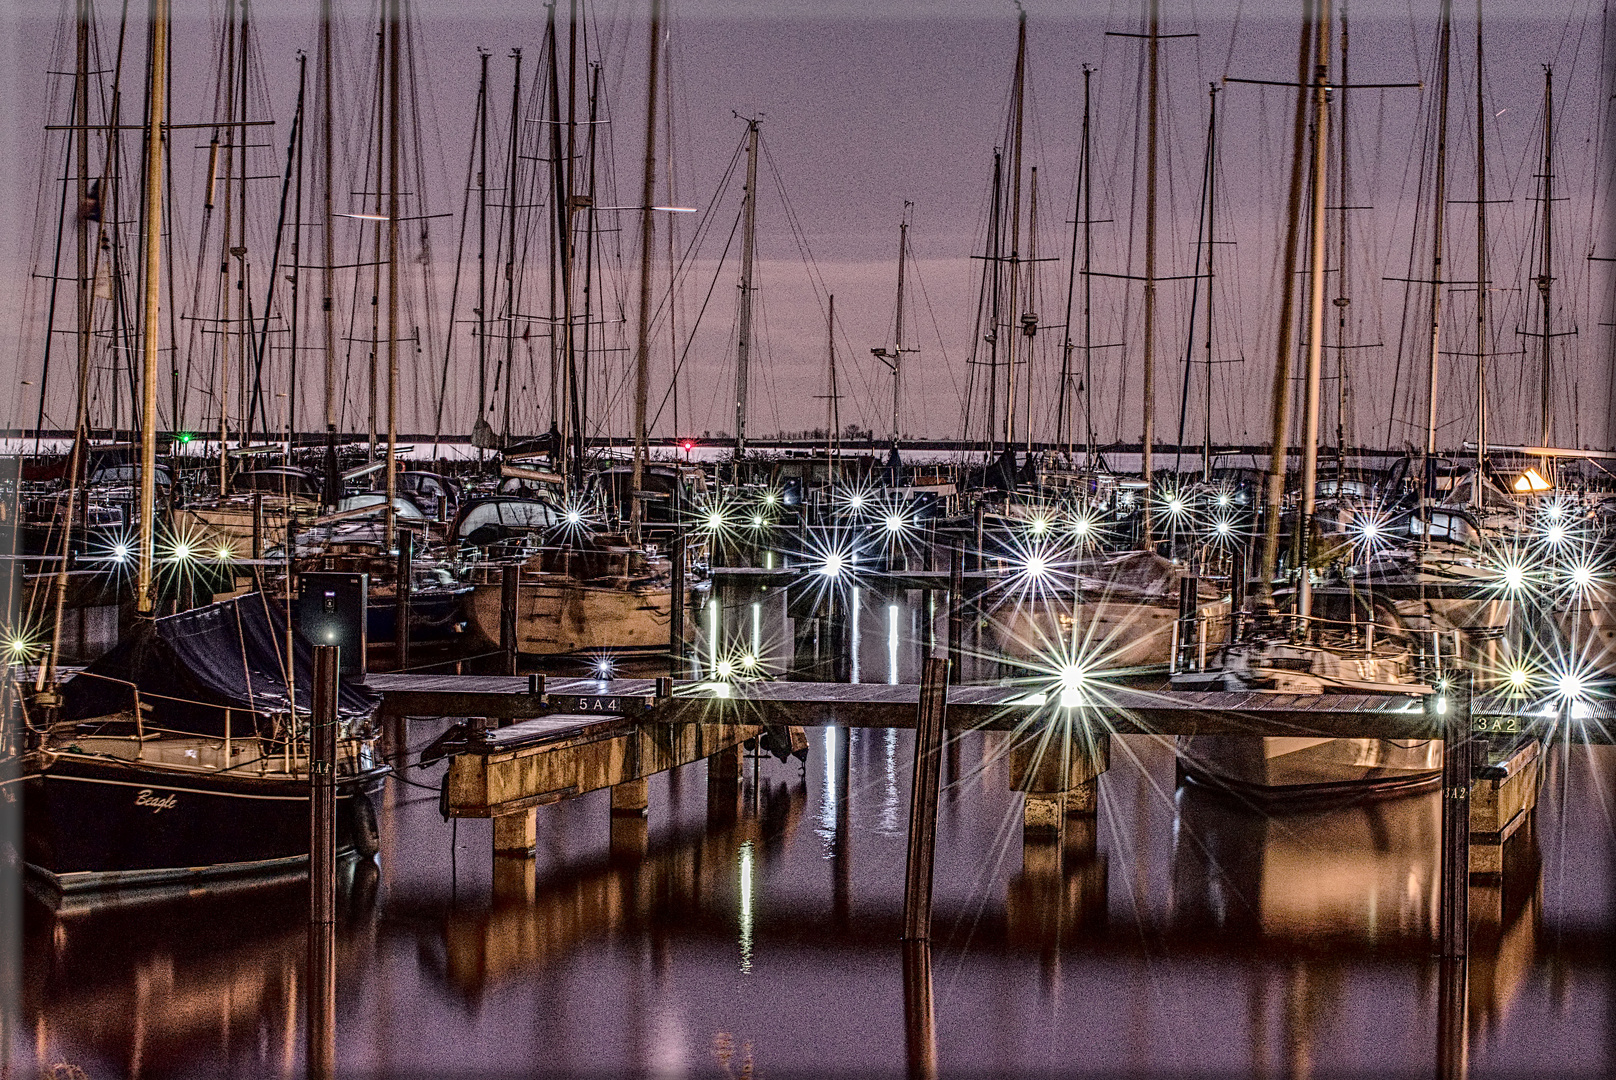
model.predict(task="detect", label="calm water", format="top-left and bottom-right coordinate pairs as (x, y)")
top-left (16, 715), bottom-right (1614, 1078)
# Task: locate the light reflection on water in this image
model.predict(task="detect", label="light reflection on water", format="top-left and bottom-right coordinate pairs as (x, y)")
top-left (16, 600), bottom-right (1616, 1079)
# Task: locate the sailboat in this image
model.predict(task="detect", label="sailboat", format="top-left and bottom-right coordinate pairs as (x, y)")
top-left (21, 0), bottom-right (388, 894)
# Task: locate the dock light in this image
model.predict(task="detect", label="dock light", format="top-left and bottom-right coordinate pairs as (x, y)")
top-left (1212, 516), bottom-right (1234, 539)
top-left (1167, 496), bottom-right (1186, 516)
top-left (848, 492), bottom-right (867, 512)
top-left (1507, 665), bottom-right (1532, 690)
top-left (1023, 552), bottom-right (1050, 579)
top-left (1554, 668), bottom-right (1587, 702)
top-left (1069, 513), bottom-right (1094, 539)
top-left (172, 541), bottom-right (194, 561)
top-left (1569, 562), bottom-right (1595, 590)
top-left (7, 637), bottom-right (32, 661)
top-left (565, 508), bottom-right (583, 526)
top-left (111, 543), bottom-right (130, 562)
top-left (213, 542), bottom-right (235, 562)
top-left (714, 658), bottom-right (736, 680)
top-left (750, 513), bottom-right (764, 528)
top-left (1544, 498), bottom-right (1567, 521)
top-left (1029, 515), bottom-right (1051, 537)
top-left (1216, 492), bottom-right (1232, 509)
top-left (1543, 523), bottom-right (1568, 548)
top-left (884, 513), bottom-right (906, 534)
top-left (741, 653), bottom-right (758, 670)
top-left (703, 509), bottom-right (726, 531)
top-left (593, 658), bottom-right (614, 680)
top-left (1499, 561), bottom-right (1527, 593)
top-left (820, 552), bottom-right (847, 578)
top-left (763, 491), bottom-right (778, 506)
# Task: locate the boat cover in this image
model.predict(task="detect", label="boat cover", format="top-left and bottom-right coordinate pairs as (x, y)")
top-left (62, 593), bottom-right (379, 736)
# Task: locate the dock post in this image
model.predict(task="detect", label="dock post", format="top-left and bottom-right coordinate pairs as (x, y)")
top-left (1436, 670), bottom-right (1473, 959)
top-left (500, 563), bottom-right (519, 675)
top-left (394, 531), bottom-right (412, 673)
top-left (946, 544), bottom-right (963, 685)
top-left (252, 491), bottom-right (264, 560)
top-left (669, 531), bottom-right (686, 675)
top-left (308, 645), bottom-right (339, 1080)
top-left (901, 655), bottom-right (950, 941)
top-left (901, 939), bottom-right (938, 1080)
top-left (1010, 727), bottom-right (1110, 851)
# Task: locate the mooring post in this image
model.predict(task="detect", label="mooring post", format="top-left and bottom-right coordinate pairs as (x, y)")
top-left (394, 530), bottom-right (412, 673)
top-left (1435, 669), bottom-right (1473, 958)
top-left (1228, 544), bottom-right (1247, 643)
top-left (901, 655), bottom-right (950, 941)
top-left (308, 645), bottom-right (339, 1080)
top-left (946, 543), bottom-right (964, 685)
top-left (252, 491), bottom-right (264, 560)
top-left (500, 563), bottom-right (519, 676)
top-left (669, 531), bottom-right (686, 675)
top-left (901, 939), bottom-right (938, 1080)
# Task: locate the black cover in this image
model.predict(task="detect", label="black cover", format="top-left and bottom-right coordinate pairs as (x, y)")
top-left (62, 593), bottom-right (379, 736)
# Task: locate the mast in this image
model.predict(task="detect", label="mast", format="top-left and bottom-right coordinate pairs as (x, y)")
top-left (1472, 0), bottom-right (1489, 507)
top-left (1081, 66), bottom-right (1095, 462)
top-left (1296, 0), bottom-right (1333, 627)
top-left (384, 0), bottom-right (400, 547)
top-left (503, 49), bottom-right (522, 443)
top-left (1334, 11), bottom-right (1350, 472)
top-left (320, 0), bottom-right (336, 447)
top-left (217, 0), bottom-right (237, 495)
top-left (1203, 83), bottom-right (1219, 484)
top-left (734, 116), bottom-right (759, 458)
top-left (48, 0), bottom-right (97, 685)
top-left (138, 0), bottom-right (169, 615)
top-left (1002, 7), bottom-right (1026, 450)
top-left (1254, 1), bottom-right (1316, 614)
top-left (1023, 167), bottom-right (1038, 449)
top-left (1421, 0), bottom-right (1453, 517)
top-left (826, 294), bottom-right (839, 486)
top-left (872, 202), bottom-right (912, 447)
top-left (1140, 0), bottom-right (1159, 548)
top-left (630, 0), bottom-right (661, 538)
top-left (1535, 65), bottom-right (1555, 469)
top-left (476, 49), bottom-right (489, 441)
top-left (1057, 67), bottom-right (1090, 460)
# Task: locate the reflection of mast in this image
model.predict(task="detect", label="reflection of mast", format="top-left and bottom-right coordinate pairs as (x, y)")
top-left (137, 0), bottom-right (169, 615)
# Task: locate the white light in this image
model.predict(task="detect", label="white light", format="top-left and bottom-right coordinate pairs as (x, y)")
top-left (1545, 499), bottom-right (1566, 521)
top-left (1029, 516), bottom-right (1050, 536)
top-left (848, 493), bottom-right (866, 511)
top-left (1167, 497), bottom-right (1186, 516)
top-left (214, 545), bottom-right (234, 561)
top-left (1213, 518), bottom-right (1233, 538)
top-left (8, 637), bottom-right (29, 657)
top-left (1555, 669), bottom-right (1587, 701)
top-left (764, 491), bottom-right (778, 505)
top-left (1217, 493), bottom-right (1231, 508)
top-left (741, 653), bottom-right (757, 669)
top-left (715, 658), bottom-right (735, 680)
top-left (820, 553), bottom-right (846, 577)
top-left (1024, 554), bottom-right (1049, 579)
top-left (884, 514), bottom-right (906, 534)
top-left (705, 510), bottom-right (725, 531)
top-left (594, 659), bottom-right (614, 678)
top-left (1545, 524), bottom-right (1567, 546)
top-left (1501, 563), bottom-right (1526, 592)
top-left (565, 509), bottom-right (583, 526)
top-left (173, 542), bottom-right (194, 560)
top-left (112, 544), bottom-right (130, 561)
top-left (1570, 563), bottom-right (1594, 589)
top-left (751, 514), bottom-right (764, 528)
top-left (1058, 664), bottom-right (1088, 707)
top-left (1508, 666), bottom-right (1531, 689)
top-left (1070, 515), bottom-right (1093, 537)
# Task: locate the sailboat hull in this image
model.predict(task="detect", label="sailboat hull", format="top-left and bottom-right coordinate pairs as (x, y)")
top-left (23, 745), bottom-right (387, 893)
top-left (470, 577), bottom-right (699, 656)
top-left (1177, 735), bottom-right (1442, 800)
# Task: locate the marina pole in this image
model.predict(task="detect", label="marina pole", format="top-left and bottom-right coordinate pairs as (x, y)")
top-left (137, 0), bottom-right (169, 616)
top-left (901, 655), bottom-right (949, 941)
top-left (947, 543), bottom-right (963, 685)
top-left (394, 531), bottom-right (412, 671)
top-left (308, 645), bottom-right (339, 1080)
top-left (1435, 668), bottom-right (1472, 958)
top-left (669, 531), bottom-right (686, 674)
top-left (901, 939), bottom-right (938, 1080)
top-left (500, 564), bottom-right (519, 675)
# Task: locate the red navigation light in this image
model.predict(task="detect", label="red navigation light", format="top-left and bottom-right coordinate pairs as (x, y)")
top-left (680, 440), bottom-right (696, 452)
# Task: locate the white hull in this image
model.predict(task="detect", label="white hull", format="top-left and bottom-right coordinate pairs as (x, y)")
top-left (1177, 734), bottom-right (1443, 796)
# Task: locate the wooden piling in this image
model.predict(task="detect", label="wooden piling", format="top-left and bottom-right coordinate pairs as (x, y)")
top-left (669, 531), bottom-right (686, 674)
top-left (307, 645), bottom-right (339, 1080)
top-left (1436, 670), bottom-right (1473, 959)
top-left (394, 531), bottom-right (412, 673)
top-left (946, 543), bottom-right (963, 685)
top-left (901, 655), bottom-right (949, 941)
top-left (901, 939), bottom-right (937, 1080)
top-left (500, 563), bottom-right (519, 676)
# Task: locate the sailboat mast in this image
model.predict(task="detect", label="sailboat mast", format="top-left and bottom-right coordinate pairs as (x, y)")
top-left (1297, 0), bottom-right (1333, 626)
top-left (218, 0), bottom-right (237, 495)
top-left (734, 117), bottom-right (759, 458)
top-left (1536, 65), bottom-right (1554, 461)
top-left (384, 0), bottom-right (400, 547)
top-left (504, 50), bottom-right (522, 442)
top-left (138, 0), bottom-right (169, 615)
top-left (1203, 83), bottom-right (1219, 484)
top-left (1472, 0), bottom-right (1489, 507)
top-left (319, 0), bottom-right (336, 450)
top-left (1421, 0), bottom-right (1453, 514)
top-left (892, 205), bottom-right (908, 445)
top-left (630, 0), bottom-right (661, 539)
top-left (1254, 1), bottom-right (1315, 614)
top-left (827, 293), bottom-right (838, 486)
top-left (1003, 8), bottom-right (1025, 450)
top-left (476, 49), bottom-right (489, 435)
top-left (1082, 66), bottom-right (1095, 462)
top-left (1056, 69), bottom-right (1086, 460)
top-left (1141, 0), bottom-right (1159, 548)
top-left (1334, 12), bottom-right (1350, 472)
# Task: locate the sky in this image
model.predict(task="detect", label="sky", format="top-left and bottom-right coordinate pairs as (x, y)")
top-left (1, 0), bottom-right (1611, 453)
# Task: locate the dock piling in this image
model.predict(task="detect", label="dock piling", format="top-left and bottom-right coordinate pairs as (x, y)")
top-left (500, 563), bottom-right (519, 675)
top-left (946, 544), bottom-right (963, 685)
top-left (307, 645), bottom-right (339, 1080)
top-left (901, 655), bottom-right (949, 941)
top-left (901, 939), bottom-right (938, 1080)
top-left (1436, 670), bottom-right (1473, 959)
top-left (395, 531), bottom-right (412, 672)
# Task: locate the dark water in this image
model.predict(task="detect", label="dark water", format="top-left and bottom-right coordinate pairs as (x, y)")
top-left (17, 716), bottom-right (1614, 1078)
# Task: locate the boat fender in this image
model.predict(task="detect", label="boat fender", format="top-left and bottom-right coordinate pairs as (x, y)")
top-left (345, 792), bottom-right (381, 858)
